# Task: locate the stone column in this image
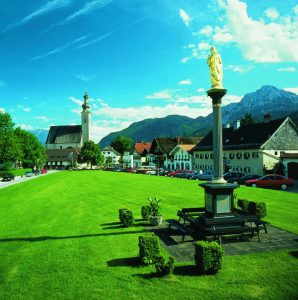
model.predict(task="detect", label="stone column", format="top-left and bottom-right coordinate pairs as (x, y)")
top-left (207, 88), bottom-right (227, 183)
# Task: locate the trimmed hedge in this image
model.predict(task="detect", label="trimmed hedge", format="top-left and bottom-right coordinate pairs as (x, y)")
top-left (119, 208), bottom-right (134, 227)
top-left (194, 241), bottom-right (224, 274)
top-left (138, 232), bottom-right (160, 265)
top-left (141, 205), bottom-right (151, 220)
top-left (155, 256), bottom-right (175, 276)
top-left (122, 210), bottom-right (134, 227)
top-left (119, 208), bottom-right (128, 223)
top-left (0, 168), bottom-right (32, 178)
top-left (237, 199), bottom-right (267, 219)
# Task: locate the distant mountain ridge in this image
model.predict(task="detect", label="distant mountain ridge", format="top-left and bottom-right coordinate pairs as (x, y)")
top-left (29, 129), bottom-right (48, 145)
top-left (99, 85), bottom-right (298, 147)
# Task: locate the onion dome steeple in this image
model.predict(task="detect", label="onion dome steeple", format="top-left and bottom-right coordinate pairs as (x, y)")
top-left (82, 91), bottom-right (90, 111)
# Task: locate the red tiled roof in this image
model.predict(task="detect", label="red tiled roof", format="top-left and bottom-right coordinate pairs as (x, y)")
top-left (134, 142), bottom-right (152, 155)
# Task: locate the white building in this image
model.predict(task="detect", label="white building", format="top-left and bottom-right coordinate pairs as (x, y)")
top-left (169, 144), bottom-right (195, 171)
top-left (102, 146), bottom-right (121, 165)
top-left (192, 117), bottom-right (298, 176)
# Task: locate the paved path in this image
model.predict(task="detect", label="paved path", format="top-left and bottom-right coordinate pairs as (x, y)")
top-left (0, 170), bottom-right (58, 189)
top-left (152, 224), bottom-right (298, 262)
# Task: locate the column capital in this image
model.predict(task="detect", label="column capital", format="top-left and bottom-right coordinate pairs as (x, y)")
top-left (207, 88), bottom-right (227, 107)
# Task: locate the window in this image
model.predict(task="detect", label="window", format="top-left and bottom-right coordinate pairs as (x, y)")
top-left (205, 153), bottom-right (209, 159)
top-left (244, 152), bottom-right (250, 159)
top-left (200, 153), bottom-right (204, 159)
top-left (229, 153), bottom-right (235, 159)
top-left (236, 152), bottom-right (242, 159)
top-left (252, 152), bottom-right (259, 158)
top-left (210, 153), bottom-right (213, 159)
top-left (223, 153), bottom-right (227, 159)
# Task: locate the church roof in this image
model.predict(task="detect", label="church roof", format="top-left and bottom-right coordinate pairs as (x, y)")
top-left (46, 125), bottom-right (82, 144)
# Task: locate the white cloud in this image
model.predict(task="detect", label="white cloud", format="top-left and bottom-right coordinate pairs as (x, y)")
top-left (179, 79), bottom-right (192, 85)
top-left (145, 90), bottom-right (173, 99)
top-left (183, 43), bottom-right (196, 49)
top-left (0, 80), bottom-right (7, 87)
top-left (277, 67), bottom-right (296, 72)
top-left (265, 8), bottom-right (279, 20)
top-left (198, 42), bottom-right (211, 50)
top-left (180, 56), bottom-right (191, 63)
top-left (2, 0), bottom-right (71, 32)
top-left (197, 88), bottom-right (205, 92)
top-left (294, 5), bottom-right (298, 14)
top-left (31, 35), bottom-right (89, 60)
top-left (179, 9), bottom-right (191, 26)
top-left (213, 26), bottom-right (233, 43)
top-left (19, 124), bottom-right (33, 130)
top-left (69, 97), bottom-right (83, 106)
top-left (199, 25), bottom-right (213, 36)
top-left (225, 64), bottom-right (254, 73)
top-left (17, 105), bottom-right (31, 112)
top-left (42, 0), bottom-right (114, 33)
top-left (221, 95), bottom-right (243, 105)
top-left (215, 0), bottom-right (298, 62)
top-left (35, 116), bottom-right (50, 122)
top-left (0, 108), bottom-right (5, 113)
top-left (75, 73), bottom-right (95, 81)
top-left (284, 87), bottom-right (298, 94)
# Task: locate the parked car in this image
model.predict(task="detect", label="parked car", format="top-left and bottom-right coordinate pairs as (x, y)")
top-left (227, 174), bottom-right (260, 185)
top-left (41, 169), bottom-right (48, 174)
top-left (1, 173), bottom-right (15, 181)
top-left (124, 168), bottom-right (135, 173)
top-left (198, 171), bottom-right (214, 181)
top-left (245, 174), bottom-right (294, 190)
top-left (224, 171), bottom-right (244, 180)
top-left (167, 171), bottom-right (179, 177)
top-left (25, 171), bottom-right (33, 177)
top-left (33, 169), bottom-right (40, 175)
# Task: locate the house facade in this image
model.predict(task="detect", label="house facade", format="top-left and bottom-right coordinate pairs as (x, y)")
top-left (192, 117), bottom-right (298, 176)
top-left (130, 142), bottom-right (151, 168)
top-left (169, 144), bottom-right (196, 171)
top-left (102, 146), bottom-right (121, 165)
top-left (150, 137), bottom-right (202, 170)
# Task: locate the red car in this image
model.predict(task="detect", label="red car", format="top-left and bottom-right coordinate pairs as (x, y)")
top-left (245, 174), bottom-right (294, 190)
top-left (41, 169), bottom-right (48, 174)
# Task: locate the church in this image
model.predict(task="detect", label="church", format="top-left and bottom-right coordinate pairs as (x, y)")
top-left (45, 92), bottom-right (91, 169)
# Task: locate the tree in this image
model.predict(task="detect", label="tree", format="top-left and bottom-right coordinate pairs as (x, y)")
top-left (240, 113), bottom-right (255, 126)
top-left (14, 127), bottom-right (47, 169)
top-left (80, 140), bottom-right (104, 169)
top-left (110, 136), bottom-right (132, 155)
top-left (105, 157), bottom-right (112, 166)
top-left (0, 112), bottom-right (22, 167)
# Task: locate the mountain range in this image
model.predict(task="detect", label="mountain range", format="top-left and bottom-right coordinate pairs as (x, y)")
top-left (28, 86), bottom-right (298, 147)
top-left (99, 85), bottom-right (298, 147)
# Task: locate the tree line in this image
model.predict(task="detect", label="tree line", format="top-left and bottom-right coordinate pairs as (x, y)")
top-left (0, 112), bottom-right (46, 170)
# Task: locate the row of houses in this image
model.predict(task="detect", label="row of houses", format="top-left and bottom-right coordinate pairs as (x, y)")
top-left (102, 117), bottom-right (298, 179)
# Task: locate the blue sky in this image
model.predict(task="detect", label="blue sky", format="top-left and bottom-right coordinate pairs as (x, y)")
top-left (0, 0), bottom-right (297, 142)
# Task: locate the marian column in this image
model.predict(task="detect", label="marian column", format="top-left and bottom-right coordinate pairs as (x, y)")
top-left (207, 46), bottom-right (226, 183)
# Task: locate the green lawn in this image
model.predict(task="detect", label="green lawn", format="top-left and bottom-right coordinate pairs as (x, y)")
top-left (0, 171), bottom-right (297, 299)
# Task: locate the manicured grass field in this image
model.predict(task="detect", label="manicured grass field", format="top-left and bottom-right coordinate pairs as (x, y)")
top-left (0, 171), bottom-right (297, 299)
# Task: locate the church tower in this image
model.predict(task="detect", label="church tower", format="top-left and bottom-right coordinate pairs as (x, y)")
top-left (81, 91), bottom-right (91, 144)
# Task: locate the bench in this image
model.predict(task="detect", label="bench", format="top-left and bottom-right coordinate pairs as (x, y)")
top-left (204, 224), bottom-right (261, 244)
top-left (166, 219), bottom-right (193, 241)
top-left (177, 207), bottom-right (205, 223)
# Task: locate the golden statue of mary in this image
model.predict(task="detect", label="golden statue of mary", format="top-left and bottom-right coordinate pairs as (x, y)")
top-left (207, 46), bottom-right (223, 89)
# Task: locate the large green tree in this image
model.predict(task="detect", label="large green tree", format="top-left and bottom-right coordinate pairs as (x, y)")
top-left (80, 141), bottom-right (104, 169)
top-left (110, 135), bottom-right (132, 155)
top-left (240, 113), bottom-right (256, 126)
top-left (0, 113), bottom-right (22, 167)
top-left (14, 127), bottom-right (46, 169)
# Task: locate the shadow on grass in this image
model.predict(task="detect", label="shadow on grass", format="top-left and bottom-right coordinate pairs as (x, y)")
top-left (0, 230), bottom-right (147, 243)
top-left (100, 222), bottom-right (121, 226)
top-left (102, 222), bottom-right (152, 230)
top-left (107, 257), bottom-right (141, 267)
top-left (289, 250), bottom-right (298, 259)
top-left (173, 265), bottom-right (212, 276)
